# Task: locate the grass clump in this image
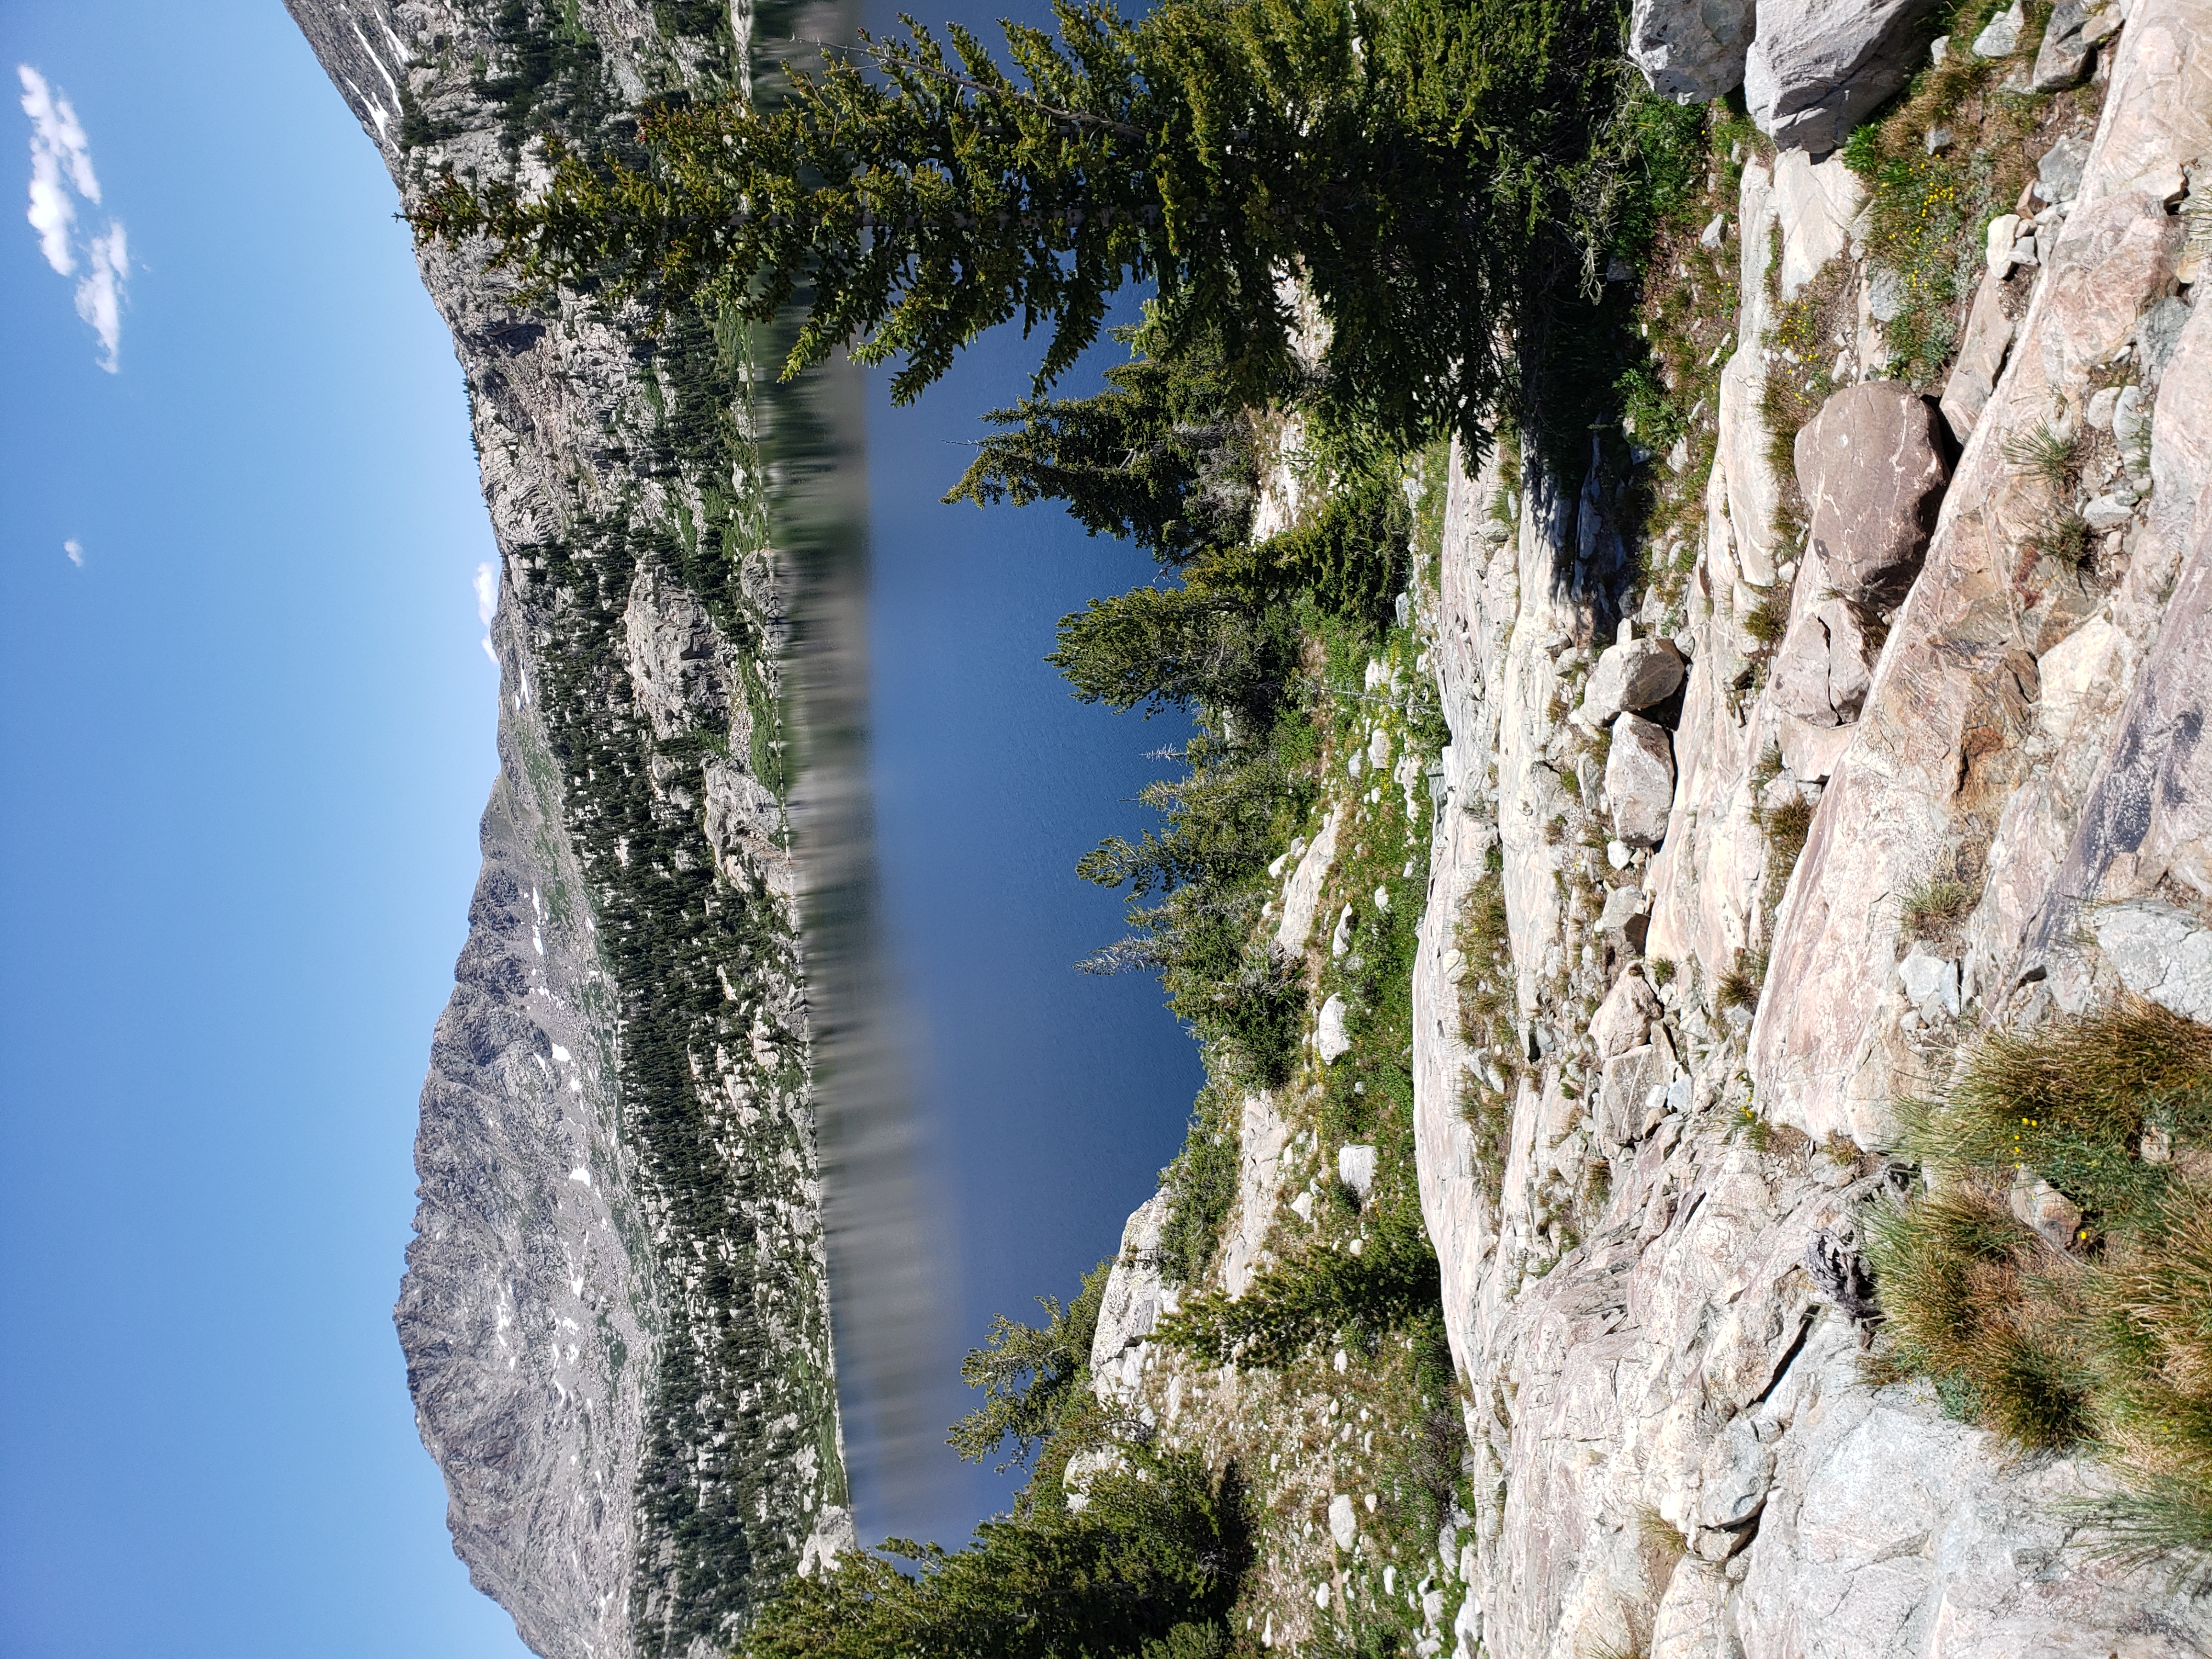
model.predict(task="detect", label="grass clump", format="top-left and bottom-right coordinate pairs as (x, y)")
top-left (1869, 998), bottom-right (2212, 1584)
top-left (1842, 6), bottom-right (2055, 386)
top-left (1716, 949), bottom-right (1767, 1013)
top-left (2000, 420), bottom-right (2084, 494)
top-left (1903, 875), bottom-right (1976, 937)
top-left (1760, 792), bottom-right (1815, 884)
top-left (1741, 584), bottom-right (1791, 646)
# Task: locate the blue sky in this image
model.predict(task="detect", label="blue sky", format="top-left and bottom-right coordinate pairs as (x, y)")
top-left (0, 5), bottom-right (528, 1655)
top-left (0, 1), bottom-right (1204, 1650)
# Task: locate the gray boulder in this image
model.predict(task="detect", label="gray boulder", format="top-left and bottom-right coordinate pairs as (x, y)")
top-left (1579, 634), bottom-right (1686, 727)
top-left (1590, 968), bottom-right (1659, 1061)
top-left (1793, 382), bottom-right (1951, 605)
top-left (2030, 0), bottom-right (2109, 91)
top-left (2090, 900), bottom-right (2212, 1023)
top-left (1745, 0), bottom-right (1946, 152)
top-left (1629, 0), bottom-right (1755, 100)
top-left (2037, 133), bottom-right (2091, 203)
top-left (1606, 713), bottom-right (1678, 849)
top-left (1598, 1042), bottom-right (1668, 1148)
top-left (1317, 994), bottom-right (1352, 1063)
top-left (1770, 598), bottom-right (1877, 727)
top-left (1972, 0), bottom-right (2023, 55)
top-left (1337, 1143), bottom-right (1378, 1201)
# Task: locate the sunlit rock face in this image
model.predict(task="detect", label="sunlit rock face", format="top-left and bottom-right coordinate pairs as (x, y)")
top-left (285, 5), bottom-right (849, 1656)
top-left (1401, 1), bottom-right (2212, 1653)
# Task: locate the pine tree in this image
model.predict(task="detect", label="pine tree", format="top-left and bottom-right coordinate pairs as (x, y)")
top-left (411, 0), bottom-right (1637, 455)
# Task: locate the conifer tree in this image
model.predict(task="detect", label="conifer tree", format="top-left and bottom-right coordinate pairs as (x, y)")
top-left (412, 0), bottom-right (1635, 454)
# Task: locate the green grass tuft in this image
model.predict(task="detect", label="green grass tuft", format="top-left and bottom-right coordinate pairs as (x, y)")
top-left (1903, 876), bottom-right (1975, 936)
top-left (1870, 999), bottom-right (2212, 1581)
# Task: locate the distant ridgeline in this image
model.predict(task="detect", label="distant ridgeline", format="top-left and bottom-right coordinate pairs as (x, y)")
top-left (283, 4), bottom-right (857, 1657)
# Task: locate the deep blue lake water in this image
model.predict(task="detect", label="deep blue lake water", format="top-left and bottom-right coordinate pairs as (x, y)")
top-left (860, 303), bottom-right (1210, 1545)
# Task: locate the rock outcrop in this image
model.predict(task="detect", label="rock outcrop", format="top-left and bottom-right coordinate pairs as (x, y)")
top-left (285, 4), bottom-right (851, 1655)
top-left (1394, 1), bottom-right (2212, 1652)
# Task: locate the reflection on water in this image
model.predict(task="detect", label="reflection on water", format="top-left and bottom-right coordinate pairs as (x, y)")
top-left (749, 0), bottom-right (956, 1550)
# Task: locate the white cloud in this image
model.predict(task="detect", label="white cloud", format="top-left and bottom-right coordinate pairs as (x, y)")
top-left (475, 561), bottom-right (500, 664)
top-left (63, 538), bottom-right (83, 566)
top-left (19, 65), bottom-right (126, 370)
top-left (74, 218), bottom-right (124, 370)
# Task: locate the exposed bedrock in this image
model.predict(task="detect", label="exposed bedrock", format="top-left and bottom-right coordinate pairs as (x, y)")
top-left (1401, 0), bottom-right (2212, 1652)
top-left (1754, 44), bottom-right (2202, 1146)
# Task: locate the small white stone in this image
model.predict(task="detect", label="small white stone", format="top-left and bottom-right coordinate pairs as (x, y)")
top-left (1700, 212), bottom-right (1727, 249)
top-left (1317, 995), bottom-right (1352, 1062)
top-left (1985, 213), bottom-right (2022, 275)
top-left (1607, 840), bottom-right (1632, 870)
top-left (1329, 1493), bottom-right (1358, 1550)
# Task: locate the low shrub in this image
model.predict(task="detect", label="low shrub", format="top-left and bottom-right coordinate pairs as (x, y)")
top-left (1156, 1208), bottom-right (1442, 1368)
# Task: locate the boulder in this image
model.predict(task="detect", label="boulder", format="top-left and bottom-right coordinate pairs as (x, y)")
top-left (1607, 714), bottom-right (1678, 849)
top-left (1698, 1414), bottom-right (1776, 1530)
top-left (1745, 0), bottom-right (1947, 153)
top-left (1629, 0), bottom-right (1754, 101)
top-left (1274, 808), bottom-right (1340, 954)
top-left (2030, 0), bottom-right (2101, 90)
top-left (1579, 635), bottom-right (1686, 726)
top-left (1599, 882), bottom-right (1654, 943)
top-left (1590, 969), bottom-right (1660, 1060)
top-left (1792, 382), bottom-right (1951, 606)
top-left (1770, 598), bottom-right (1876, 727)
top-left (1088, 1193), bottom-right (1171, 1406)
top-left (1973, 0), bottom-right (2023, 54)
top-left (2090, 900), bottom-right (2212, 1023)
top-left (2037, 133), bottom-right (2091, 203)
top-left (1598, 1042), bottom-right (1668, 1148)
top-left (1939, 264), bottom-right (2017, 442)
top-left (1772, 148), bottom-right (1865, 299)
top-left (1898, 947), bottom-right (1960, 1019)
top-left (1328, 1493), bottom-right (1358, 1551)
top-left (2010, 1171), bottom-right (2085, 1251)
top-left (2139, 295), bottom-right (2192, 379)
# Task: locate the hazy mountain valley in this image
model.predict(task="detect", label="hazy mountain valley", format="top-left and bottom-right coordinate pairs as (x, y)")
top-left (284, 0), bottom-right (2212, 1655)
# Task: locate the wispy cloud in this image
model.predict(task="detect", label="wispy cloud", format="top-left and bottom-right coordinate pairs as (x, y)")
top-left (475, 561), bottom-right (500, 664)
top-left (19, 65), bottom-right (126, 371)
top-left (64, 538), bottom-right (83, 566)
